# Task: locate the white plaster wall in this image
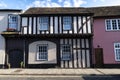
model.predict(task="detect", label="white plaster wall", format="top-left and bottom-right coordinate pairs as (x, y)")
top-left (28, 41), bottom-right (57, 64)
top-left (0, 12), bottom-right (20, 65)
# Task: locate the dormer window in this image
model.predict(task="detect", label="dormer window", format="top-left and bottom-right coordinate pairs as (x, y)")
top-left (8, 14), bottom-right (18, 31)
top-left (39, 17), bottom-right (49, 31)
top-left (63, 16), bottom-right (72, 30)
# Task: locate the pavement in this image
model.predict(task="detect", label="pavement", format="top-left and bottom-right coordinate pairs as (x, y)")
top-left (0, 68), bottom-right (119, 76)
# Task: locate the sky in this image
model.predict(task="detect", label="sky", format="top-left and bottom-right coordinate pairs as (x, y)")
top-left (0, 0), bottom-right (120, 10)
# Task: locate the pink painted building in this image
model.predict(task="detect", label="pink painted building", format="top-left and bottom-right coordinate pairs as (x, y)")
top-left (90, 6), bottom-right (120, 68)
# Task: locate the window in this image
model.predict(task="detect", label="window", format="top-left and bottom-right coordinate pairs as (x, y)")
top-left (63, 16), bottom-right (72, 30)
top-left (114, 43), bottom-right (120, 61)
top-left (36, 44), bottom-right (48, 61)
top-left (61, 45), bottom-right (71, 60)
top-left (39, 17), bottom-right (49, 30)
top-left (105, 19), bottom-right (120, 31)
top-left (8, 15), bottom-right (18, 30)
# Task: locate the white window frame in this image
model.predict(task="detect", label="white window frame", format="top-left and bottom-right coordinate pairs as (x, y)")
top-left (105, 19), bottom-right (120, 31)
top-left (63, 16), bottom-right (72, 30)
top-left (39, 17), bottom-right (49, 31)
top-left (36, 44), bottom-right (48, 61)
top-left (114, 43), bottom-right (120, 61)
top-left (61, 45), bottom-right (71, 60)
top-left (8, 14), bottom-right (18, 30)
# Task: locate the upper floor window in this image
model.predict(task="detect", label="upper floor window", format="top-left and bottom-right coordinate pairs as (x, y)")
top-left (8, 15), bottom-right (18, 30)
top-left (36, 44), bottom-right (48, 61)
top-left (105, 19), bottom-right (120, 31)
top-left (114, 43), bottom-right (120, 61)
top-left (61, 45), bottom-right (71, 60)
top-left (39, 17), bottom-right (49, 31)
top-left (63, 16), bottom-right (72, 30)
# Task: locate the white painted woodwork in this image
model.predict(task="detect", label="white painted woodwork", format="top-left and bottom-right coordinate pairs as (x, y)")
top-left (78, 50), bottom-right (82, 68)
top-left (82, 50), bottom-right (86, 68)
top-left (73, 50), bottom-right (77, 68)
top-left (73, 17), bottom-right (77, 34)
top-left (60, 39), bottom-right (64, 68)
top-left (86, 50), bottom-right (90, 67)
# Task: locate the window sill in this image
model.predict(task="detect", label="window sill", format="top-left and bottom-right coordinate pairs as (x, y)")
top-left (36, 59), bottom-right (48, 61)
top-left (63, 29), bottom-right (72, 31)
top-left (106, 30), bottom-right (120, 32)
top-left (61, 59), bottom-right (71, 61)
top-left (39, 30), bottom-right (49, 31)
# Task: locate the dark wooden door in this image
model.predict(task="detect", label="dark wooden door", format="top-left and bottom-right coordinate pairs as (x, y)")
top-left (95, 48), bottom-right (103, 68)
top-left (8, 50), bottom-right (23, 68)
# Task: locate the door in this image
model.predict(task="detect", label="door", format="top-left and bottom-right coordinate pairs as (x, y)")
top-left (95, 48), bottom-right (104, 68)
top-left (8, 50), bottom-right (23, 68)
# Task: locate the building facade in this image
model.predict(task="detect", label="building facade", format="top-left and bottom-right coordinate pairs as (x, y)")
top-left (2, 8), bottom-right (93, 68)
top-left (0, 9), bottom-right (21, 68)
top-left (2, 6), bottom-right (120, 68)
top-left (92, 6), bottom-right (120, 68)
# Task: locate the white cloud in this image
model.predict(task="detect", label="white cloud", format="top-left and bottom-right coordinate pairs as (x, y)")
top-left (63, 0), bottom-right (72, 7)
top-left (0, 1), bottom-right (7, 8)
top-left (26, 0), bottom-right (86, 9)
top-left (58, 0), bottom-right (63, 3)
top-left (26, 0), bottom-right (61, 9)
top-left (73, 0), bottom-right (86, 7)
top-left (91, 0), bottom-right (120, 7)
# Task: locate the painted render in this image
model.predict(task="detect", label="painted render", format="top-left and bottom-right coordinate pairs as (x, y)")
top-left (29, 41), bottom-right (57, 64)
top-left (93, 18), bottom-right (120, 64)
top-left (0, 11), bottom-right (20, 66)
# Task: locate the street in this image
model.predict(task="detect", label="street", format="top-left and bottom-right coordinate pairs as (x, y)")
top-left (0, 75), bottom-right (120, 80)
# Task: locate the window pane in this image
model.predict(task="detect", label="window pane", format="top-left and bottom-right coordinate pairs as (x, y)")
top-left (8, 15), bottom-right (18, 29)
top-left (114, 43), bottom-right (120, 61)
top-left (118, 19), bottom-right (120, 29)
top-left (37, 44), bottom-right (48, 60)
top-left (112, 20), bottom-right (117, 30)
top-left (106, 20), bottom-right (111, 30)
top-left (63, 16), bottom-right (72, 30)
top-left (39, 17), bottom-right (48, 30)
top-left (61, 45), bottom-right (71, 60)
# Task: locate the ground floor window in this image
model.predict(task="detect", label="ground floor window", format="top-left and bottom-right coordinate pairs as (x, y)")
top-left (36, 44), bottom-right (48, 61)
top-left (114, 43), bottom-right (120, 61)
top-left (61, 45), bottom-right (71, 60)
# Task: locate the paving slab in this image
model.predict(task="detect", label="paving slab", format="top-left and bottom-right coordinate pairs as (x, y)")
top-left (0, 69), bottom-right (119, 76)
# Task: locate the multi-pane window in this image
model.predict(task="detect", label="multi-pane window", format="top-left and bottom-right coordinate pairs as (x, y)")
top-left (8, 15), bottom-right (18, 30)
top-left (105, 19), bottom-right (120, 31)
top-left (36, 44), bottom-right (48, 61)
top-left (39, 17), bottom-right (49, 30)
top-left (114, 43), bottom-right (120, 61)
top-left (63, 16), bottom-right (72, 30)
top-left (61, 45), bottom-right (71, 60)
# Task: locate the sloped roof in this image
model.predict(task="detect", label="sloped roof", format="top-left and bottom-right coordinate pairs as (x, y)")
top-left (21, 7), bottom-right (92, 15)
top-left (87, 6), bottom-right (120, 17)
top-left (22, 6), bottom-right (120, 17)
